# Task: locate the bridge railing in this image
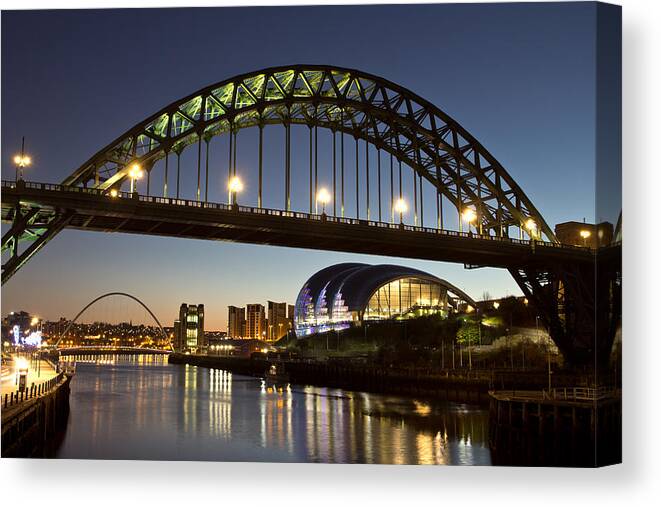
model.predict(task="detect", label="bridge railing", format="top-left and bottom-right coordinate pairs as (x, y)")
top-left (542, 386), bottom-right (619, 402)
top-left (2, 180), bottom-right (590, 252)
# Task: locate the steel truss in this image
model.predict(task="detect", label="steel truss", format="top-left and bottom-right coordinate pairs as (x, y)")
top-left (61, 65), bottom-right (555, 241)
top-left (510, 244), bottom-right (621, 366)
top-left (2, 65), bottom-right (620, 367)
top-left (1, 196), bottom-right (73, 284)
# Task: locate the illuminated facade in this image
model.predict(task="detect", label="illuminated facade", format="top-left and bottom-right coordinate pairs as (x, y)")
top-left (555, 221), bottom-right (614, 248)
top-left (174, 303), bottom-right (205, 352)
top-left (294, 263), bottom-right (475, 336)
top-left (227, 306), bottom-right (245, 338)
top-left (267, 301), bottom-right (288, 342)
top-left (246, 304), bottom-right (265, 340)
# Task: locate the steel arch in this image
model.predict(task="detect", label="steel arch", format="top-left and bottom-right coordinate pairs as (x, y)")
top-left (54, 292), bottom-right (169, 348)
top-left (64, 64), bottom-right (556, 242)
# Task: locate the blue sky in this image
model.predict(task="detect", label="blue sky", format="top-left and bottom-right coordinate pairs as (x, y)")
top-left (1, 3), bottom-right (612, 330)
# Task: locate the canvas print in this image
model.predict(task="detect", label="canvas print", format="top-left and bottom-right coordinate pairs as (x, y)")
top-left (1, 2), bottom-right (621, 466)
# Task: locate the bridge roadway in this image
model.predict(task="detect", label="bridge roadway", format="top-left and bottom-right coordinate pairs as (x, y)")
top-left (2, 180), bottom-right (592, 269)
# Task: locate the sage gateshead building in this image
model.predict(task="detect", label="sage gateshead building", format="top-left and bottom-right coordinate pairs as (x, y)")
top-left (294, 263), bottom-right (476, 336)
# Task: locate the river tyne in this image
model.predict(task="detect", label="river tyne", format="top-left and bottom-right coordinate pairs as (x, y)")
top-left (55, 354), bottom-right (491, 464)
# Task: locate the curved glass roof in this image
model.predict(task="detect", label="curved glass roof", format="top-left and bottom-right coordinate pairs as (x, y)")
top-left (294, 263), bottom-right (475, 327)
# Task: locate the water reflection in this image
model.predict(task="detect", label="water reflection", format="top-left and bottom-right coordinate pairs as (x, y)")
top-left (57, 355), bottom-right (491, 464)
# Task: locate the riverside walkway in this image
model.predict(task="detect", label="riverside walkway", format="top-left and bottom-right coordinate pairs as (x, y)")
top-left (1, 353), bottom-right (59, 399)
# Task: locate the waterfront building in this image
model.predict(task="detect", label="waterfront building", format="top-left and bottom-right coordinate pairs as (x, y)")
top-left (227, 306), bottom-right (245, 338)
top-left (267, 301), bottom-right (288, 342)
top-left (246, 304), bottom-right (265, 340)
top-left (173, 319), bottom-right (182, 351)
top-left (174, 303), bottom-right (205, 353)
top-left (294, 263), bottom-right (475, 336)
top-left (555, 221), bottom-right (614, 248)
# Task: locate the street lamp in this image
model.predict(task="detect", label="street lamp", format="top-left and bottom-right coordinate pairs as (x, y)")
top-left (316, 187), bottom-right (331, 215)
top-left (579, 229), bottom-right (591, 246)
top-left (13, 137), bottom-right (32, 182)
top-left (228, 175), bottom-right (243, 205)
top-left (493, 301), bottom-right (500, 310)
top-left (524, 218), bottom-right (538, 239)
top-left (394, 198), bottom-right (408, 224)
top-left (128, 163), bottom-right (144, 193)
top-left (462, 208), bottom-right (477, 233)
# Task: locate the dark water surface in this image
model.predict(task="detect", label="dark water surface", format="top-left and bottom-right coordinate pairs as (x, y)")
top-left (56, 355), bottom-right (491, 464)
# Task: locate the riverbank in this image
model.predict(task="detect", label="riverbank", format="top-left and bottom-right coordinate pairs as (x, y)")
top-left (488, 388), bottom-right (622, 466)
top-left (1, 372), bottom-right (72, 458)
top-left (168, 353), bottom-right (594, 404)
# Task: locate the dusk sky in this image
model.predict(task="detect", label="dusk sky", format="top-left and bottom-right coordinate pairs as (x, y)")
top-left (1, 3), bottom-right (606, 330)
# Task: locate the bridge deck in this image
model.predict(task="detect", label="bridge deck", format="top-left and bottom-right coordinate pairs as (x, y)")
top-left (2, 181), bottom-right (593, 269)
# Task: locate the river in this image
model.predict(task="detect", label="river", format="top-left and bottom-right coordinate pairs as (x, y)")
top-left (56, 354), bottom-right (491, 464)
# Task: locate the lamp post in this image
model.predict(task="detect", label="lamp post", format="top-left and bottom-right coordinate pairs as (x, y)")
top-left (394, 198), bottom-right (407, 224)
top-left (461, 208), bottom-right (477, 234)
top-left (316, 188), bottom-right (331, 215)
top-left (128, 163), bottom-right (144, 193)
top-left (524, 218), bottom-right (538, 240)
top-left (13, 137), bottom-right (32, 182)
top-left (537, 315), bottom-right (552, 391)
top-left (228, 176), bottom-right (243, 205)
top-left (579, 229), bottom-right (591, 247)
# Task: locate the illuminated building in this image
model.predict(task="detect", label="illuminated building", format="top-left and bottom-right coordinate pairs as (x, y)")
top-left (174, 304), bottom-right (205, 353)
top-left (173, 319), bottom-right (182, 351)
top-left (228, 306), bottom-right (245, 338)
top-left (246, 304), bottom-right (265, 340)
top-left (554, 221), bottom-right (614, 248)
top-left (267, 301), bottom-right (289, 342)
top-left (2, 311), bottom-right (42, 346)
top-left (294, 263), bottom-right (475, 336)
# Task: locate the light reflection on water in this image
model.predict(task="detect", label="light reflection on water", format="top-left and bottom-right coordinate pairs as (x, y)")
top-left (56, 354), bottom-right (491, 464)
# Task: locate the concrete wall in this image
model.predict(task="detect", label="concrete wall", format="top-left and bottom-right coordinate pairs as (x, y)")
top-left (1, 375), bottom-right (71, 458)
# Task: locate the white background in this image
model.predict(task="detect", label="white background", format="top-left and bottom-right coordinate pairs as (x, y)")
top-left (1, 0), bottom-right (659, 505)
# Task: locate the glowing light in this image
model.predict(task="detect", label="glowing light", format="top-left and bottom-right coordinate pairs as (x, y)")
top-left (317, 187), bottom-right (331, 204)
top-left (15, 357), bottom-right (29, 372)
top-left (394, 198), bottom-right (408, 215)
top-left (228, 176), bottom-right (244, 193)
top-left (24, 331), bottom-right (43, 346)
top-left (493, 301), bottom-right (500, 310)
top-left (316, 187), bottom-right (331, 213)
top-left (12, 325), bottom-right (20, 345)
top-left (31, 316), bottom-right (39, 326)
top-left (525, 218), bottom-right (537, 232)
top-left (579, 229), bottom-right (591, 239)
top-left (462, 208), bottom-right (477, 223)
top-left (109, 189), bottom-right (119, 198)
top-left (128, 163), bottom-right (144, 180)
top-left (13, 154), bottom-right (31, 167)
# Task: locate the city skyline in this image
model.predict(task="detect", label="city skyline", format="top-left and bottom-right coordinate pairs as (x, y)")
top-left (1, 4), bottom-right (615, 330)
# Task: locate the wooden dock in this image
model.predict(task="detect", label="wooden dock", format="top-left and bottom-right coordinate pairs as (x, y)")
top-left (488, 387), bottom-right (621, 466)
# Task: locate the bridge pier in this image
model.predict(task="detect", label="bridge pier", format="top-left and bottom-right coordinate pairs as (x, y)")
top-left (511, 244), bottom-right (621, 369)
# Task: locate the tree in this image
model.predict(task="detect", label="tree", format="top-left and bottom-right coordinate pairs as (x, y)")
top-left (456, 321), bottom-right (480, 346)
